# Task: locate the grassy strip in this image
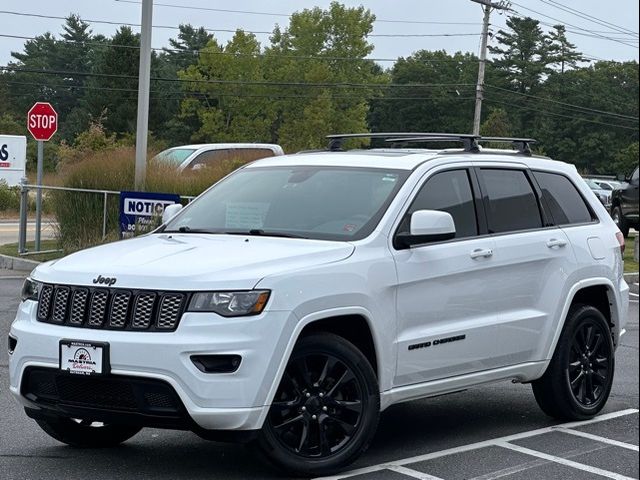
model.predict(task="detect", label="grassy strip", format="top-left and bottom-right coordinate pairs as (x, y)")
top-left (624, 236), bottom-right (638, 273)
top-left (0, 240), bottom-right (63, 263)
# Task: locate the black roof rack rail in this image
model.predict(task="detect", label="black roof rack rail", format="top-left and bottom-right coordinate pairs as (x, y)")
top-left (384, 135), bottom-right (537, 156)
top-left (327, 132), bottom-right (481, 152)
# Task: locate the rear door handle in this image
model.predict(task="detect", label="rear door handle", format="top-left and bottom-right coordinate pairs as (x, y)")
top-left (546, 238), bottom-right (567, 248)
top-left (470, 248), bottom-right (493, 259)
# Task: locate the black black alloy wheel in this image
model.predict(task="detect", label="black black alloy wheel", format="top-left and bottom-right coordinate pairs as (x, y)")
top-left (567, 318), bottom-right (612, 407)
top-left (259, 333), bottom-right (379, 476)
top-left (532, 304), bottom-right (615, 421)
top-left (270, 353), bottom-right (364, 458)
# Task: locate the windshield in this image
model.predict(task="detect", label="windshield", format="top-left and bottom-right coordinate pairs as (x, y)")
top-left (154, 148), bottom-right (197, 167)
top-left (584, 179), bottom-right (601, 190)
top-left (163, 166), bottom-right (409, 241)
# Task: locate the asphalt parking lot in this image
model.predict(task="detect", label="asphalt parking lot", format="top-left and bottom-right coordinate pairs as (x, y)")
top-left (0, 270), bottom-right (637, 480)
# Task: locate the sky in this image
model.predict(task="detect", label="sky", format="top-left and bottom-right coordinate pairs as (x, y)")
top-left (0, 0), bottom-right (638, 66)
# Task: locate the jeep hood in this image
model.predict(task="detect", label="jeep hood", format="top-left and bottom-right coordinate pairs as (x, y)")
top-left (33, 233), bottom-right (355, 290)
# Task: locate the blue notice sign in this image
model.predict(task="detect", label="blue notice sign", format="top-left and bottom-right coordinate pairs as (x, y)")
top-left (119, 190), bottom-right (180, 239)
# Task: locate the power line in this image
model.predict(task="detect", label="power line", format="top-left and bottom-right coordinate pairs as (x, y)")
top-left (0, 10), bottom-right (482, 39)
top-left (1, 80), bottom-right (477, 101)
top-left (509, 2), bottom-right (638, 49)
top-left (0, 65), bottom-right (476, 89)
top-left (0, 33), bottom-right (482, 64)
top-left (485, 84), bottom-right (639, 122)
top-left (484, 97), bottom-right (639, 131)
top-left (112, 0), bottom-right (482, 26)
top-left (538, 0), bottom-right (639, 38)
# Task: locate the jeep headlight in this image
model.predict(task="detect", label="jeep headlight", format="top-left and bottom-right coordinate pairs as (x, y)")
top-left (188, 290), bottom-right (270, 317)
top-left (21, 277), bottom-right (41, 302)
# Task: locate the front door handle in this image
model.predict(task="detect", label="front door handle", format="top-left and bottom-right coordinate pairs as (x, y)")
top-left (546, 238), bottom-right (567, 249)
top-left (470, 248), bottom-right (493, 259)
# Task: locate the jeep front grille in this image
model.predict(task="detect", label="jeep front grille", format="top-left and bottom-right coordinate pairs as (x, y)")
top-left (36, 284), bottom-right (187, 332)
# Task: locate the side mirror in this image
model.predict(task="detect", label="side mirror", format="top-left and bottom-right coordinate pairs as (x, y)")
top-left (190, 163), bottom-right (205, 171)
top-left (162, 203), bottom-right (183, 224)
top-left (396, 210), bottom-right (456, 249)
top-left (616, 173), bottom-right (626, 182)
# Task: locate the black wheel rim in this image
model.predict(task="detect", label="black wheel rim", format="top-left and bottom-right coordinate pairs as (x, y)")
top-left (612, 211), bottom-right (620, 226)
top-left (567, 319), bottom-right (612, 407)
top-left (268, 353), bottom-right (364, 458)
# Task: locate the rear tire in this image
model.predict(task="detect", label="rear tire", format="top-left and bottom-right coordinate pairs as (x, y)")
top-left (612, 206), bottom-right (629, 238)
top-left (258, 333), bottom-right (379, 477)
top-left (34, 416), bottom-right (141, 448)
top-left (532, 304), bottom-right (614, 421)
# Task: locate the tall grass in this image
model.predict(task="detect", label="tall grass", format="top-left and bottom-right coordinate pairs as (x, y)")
top-left (53, 146), bottom-right (245, 252)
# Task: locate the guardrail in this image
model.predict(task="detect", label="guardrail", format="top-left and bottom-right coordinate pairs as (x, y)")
top-left (17, 180), bottom-right (195, 256)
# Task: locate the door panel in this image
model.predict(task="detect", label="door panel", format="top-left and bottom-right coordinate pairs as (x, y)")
top-left (476, 166), bottom-right (577, 366)
top-left (488, 228), bottom-right (576, 363)
top-left (394, 238), bottom-right (503, 386)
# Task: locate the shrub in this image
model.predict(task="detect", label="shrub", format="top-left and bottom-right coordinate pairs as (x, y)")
top-left (53, 146), bottom-right (245, 252)
top-left (0, 180), bottom-right (21, 212)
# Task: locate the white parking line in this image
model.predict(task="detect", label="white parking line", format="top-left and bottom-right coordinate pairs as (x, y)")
top-left (557, 427), bottom-right (639, 451)
top-left (495, 441), bottom-right (635, 480)
top-left (315, 408), bottom-right (639, 480)
top-left (386, 465), bottom-right (444, 479)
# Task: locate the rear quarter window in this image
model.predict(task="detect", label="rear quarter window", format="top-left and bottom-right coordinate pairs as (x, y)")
top-left (533, 171), bottom-right (596, 225)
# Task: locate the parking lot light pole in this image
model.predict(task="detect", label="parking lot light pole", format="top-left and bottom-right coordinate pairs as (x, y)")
top-left (134, 0), bottom-right (153, 191)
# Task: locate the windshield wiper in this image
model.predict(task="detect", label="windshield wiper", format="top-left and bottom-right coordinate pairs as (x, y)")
top-left (163, 227), bottom-right (309, 238)
top-left (226, 229), bottom-right (309, 239)
top-left (163, 226), bottom-right (219, 234)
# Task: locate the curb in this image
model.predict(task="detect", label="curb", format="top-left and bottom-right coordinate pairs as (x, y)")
top-left (0, 254), bottom-right (40, 272)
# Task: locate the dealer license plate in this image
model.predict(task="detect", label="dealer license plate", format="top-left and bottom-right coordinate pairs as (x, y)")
top-left (59, 340), bottom-right (109, 376)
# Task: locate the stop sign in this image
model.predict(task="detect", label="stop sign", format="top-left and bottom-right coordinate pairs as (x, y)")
top-left (27, 102), bottom-right (58, 141)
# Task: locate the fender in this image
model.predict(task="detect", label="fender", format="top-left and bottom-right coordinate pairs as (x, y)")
top-left (256, 306), bottom-right (387, 427)
top-left (534, 276), bottom-right (621, 379)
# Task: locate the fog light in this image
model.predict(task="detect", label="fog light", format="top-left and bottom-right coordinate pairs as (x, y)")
top-left (8, 335), bottom-right (17, 355)
top-left (191, 355), bottom-right (242, 373)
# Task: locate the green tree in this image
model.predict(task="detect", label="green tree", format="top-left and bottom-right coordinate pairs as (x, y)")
top-left (489, 16), bottom-right (552, 94)
top-left (534, 61), bottom-right (639, 172)
top-left (547, 25), bottom-right (585, 74)
top-left (180, 31), bottom-right (275, 143)
top-left (612, 142), bottom-right (639, 176)
top-left (164, 25), bottom-right (214, 71)
top-left (180, 2), bottom-right (382, 151)
top-left (480, 108), bottom-right (512, 137)
top-left (368, 50), bottom-right (478, 135)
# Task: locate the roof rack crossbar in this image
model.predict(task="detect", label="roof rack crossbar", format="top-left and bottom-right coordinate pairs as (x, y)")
top-left (478, 137), bottom-right (536, 156)
top-left (326, 133), bottom-right (537, 155)
top-left (327, 132), bottom-right (481, 152)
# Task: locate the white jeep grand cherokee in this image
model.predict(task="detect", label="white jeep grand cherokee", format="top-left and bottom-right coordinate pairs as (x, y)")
top-left (8, 133), bottom-right (629, 476)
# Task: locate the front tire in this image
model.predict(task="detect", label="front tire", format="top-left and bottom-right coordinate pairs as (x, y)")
top-left (532, 304), bottom-right (615, 421)
top-left (34, 416), bottom-right (142, 448)
top-left (259, 333), bottom-right (380, 476)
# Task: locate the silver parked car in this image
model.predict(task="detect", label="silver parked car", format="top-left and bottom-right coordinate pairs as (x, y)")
top-left (154, 143), bottom-right (284, 172)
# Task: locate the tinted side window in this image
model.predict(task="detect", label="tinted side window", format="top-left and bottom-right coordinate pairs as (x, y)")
top-left (480, 169), bottom-right (542, 233)
top-left (533, 171), bottom-right (594, 225)
top-left (190, 149), bottom-right (231, 169)
top-left (400, 169), bottom-right (478, 239)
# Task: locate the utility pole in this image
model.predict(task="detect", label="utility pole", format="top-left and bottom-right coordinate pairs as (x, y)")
top-left (471, 0), bottom-right (510, 136)
top-left (134, 0), bottom-right (153, 190)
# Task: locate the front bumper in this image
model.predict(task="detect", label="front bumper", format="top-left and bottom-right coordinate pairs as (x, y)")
top-left (9, 300), bottom-right (296, 431)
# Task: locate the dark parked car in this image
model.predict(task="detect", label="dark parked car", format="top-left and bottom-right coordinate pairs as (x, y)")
top-left (611, 166), bottom-right (639, 237)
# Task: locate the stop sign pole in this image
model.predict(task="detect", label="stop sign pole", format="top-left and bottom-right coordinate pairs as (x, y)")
top-left (27, 102), bottom-right (58, 252)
